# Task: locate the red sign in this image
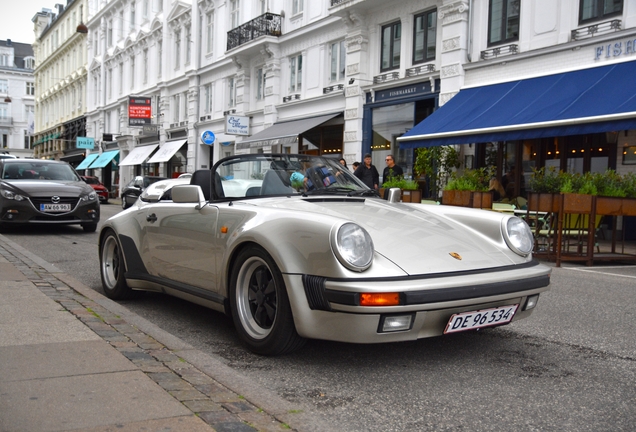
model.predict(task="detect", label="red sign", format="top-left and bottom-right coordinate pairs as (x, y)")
top-left (128, 97), bottom-right (152, 126)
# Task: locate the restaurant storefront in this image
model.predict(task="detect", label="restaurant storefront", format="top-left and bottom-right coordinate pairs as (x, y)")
top-left (362, 80), bottom-right (439, 178)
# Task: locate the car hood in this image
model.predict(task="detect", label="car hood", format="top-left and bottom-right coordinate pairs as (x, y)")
top-left (253, 197), bottom-right (519, 274)
top-left (1, 180), bottom-right (93, 197)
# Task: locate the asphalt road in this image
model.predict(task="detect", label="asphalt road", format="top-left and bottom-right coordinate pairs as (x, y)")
top-left (3, 203), bottom-right (636, 431)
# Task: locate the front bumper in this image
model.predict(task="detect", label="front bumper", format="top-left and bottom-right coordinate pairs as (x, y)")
top-left (1, 198), bottom-right (100, 225)
top-left (284, 261), bottom-right (551, 343)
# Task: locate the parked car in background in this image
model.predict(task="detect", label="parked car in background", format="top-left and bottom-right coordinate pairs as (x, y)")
top-left (120, 175), bottom-right (167, 209)
top-left (99, 154), bottom-right (551, 356)
top-left (81, 176), bottom-right (109, 203)
top-left (0, 159), bottom-right (100, 232)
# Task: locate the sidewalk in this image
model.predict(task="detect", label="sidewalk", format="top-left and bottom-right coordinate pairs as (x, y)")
top-left (0, 234), bottom-right (330, 432)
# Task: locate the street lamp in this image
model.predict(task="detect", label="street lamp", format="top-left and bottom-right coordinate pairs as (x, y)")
top-left (76, 23), bottom-right (88, 34)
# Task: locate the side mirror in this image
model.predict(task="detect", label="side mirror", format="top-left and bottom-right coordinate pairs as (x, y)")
top-left (172, 184), bottom-right (207, 208)
top-left (387, 187), bottom-right (402, 203)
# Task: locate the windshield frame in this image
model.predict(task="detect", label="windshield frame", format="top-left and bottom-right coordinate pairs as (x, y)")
top-left (210, 154), bottom-right (376, 201)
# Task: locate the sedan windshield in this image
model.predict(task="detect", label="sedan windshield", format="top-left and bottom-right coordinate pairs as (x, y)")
top-left (2, 162), bottom-right (80, 181)
top-left (212, 155), bottom-right (374, 199)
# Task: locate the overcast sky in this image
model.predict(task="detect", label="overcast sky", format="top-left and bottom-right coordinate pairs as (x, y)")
top-left (1, 0), bottom-right (61, 45)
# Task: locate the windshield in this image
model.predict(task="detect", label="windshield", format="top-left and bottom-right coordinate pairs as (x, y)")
top-left (212, 154), bottom-right (375, 199)
top-left (2, 162), bottom-right (80, 181)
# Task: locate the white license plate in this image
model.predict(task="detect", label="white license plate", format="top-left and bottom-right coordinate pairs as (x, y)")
top-left (40, 203), bottom-right (71, 212)
top-left (444, 304), bottom-right (519, 334)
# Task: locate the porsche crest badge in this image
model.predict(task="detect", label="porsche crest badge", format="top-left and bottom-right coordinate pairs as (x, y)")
top-left (449, 252), bottom-right (462, 260)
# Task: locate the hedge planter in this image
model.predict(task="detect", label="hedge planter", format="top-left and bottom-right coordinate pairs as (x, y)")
top-left (401, 189), bottom-right (422, 203)
top-left (442, 190), bottom-right (492, 209)
top-left (527, 192), bottom-right (562, 213)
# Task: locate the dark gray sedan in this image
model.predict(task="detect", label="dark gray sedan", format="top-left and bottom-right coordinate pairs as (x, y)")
top-left (0, 159), bottom-right (100, 232)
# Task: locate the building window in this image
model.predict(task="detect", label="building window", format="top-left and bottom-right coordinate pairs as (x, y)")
top-left (413, 9), bottom-right (437, 64)
top-left (107, 68), bottom-right (112, 99)
top-left (130, 56), bottom-right (135, 90)
top-left (143, 49), bottom-right (148, 84)
top-left (118, 10), bottom-right (124, 40)
top-left (230, 0), bottom-right (240, 29)
top-left (290, 54), bottom-right (302, 93)
top-left (107, 20), bottom-right (113, 46)
top-left (0, 54), bottom-right (10, 67)
top-left (256, 67), bottom-right (266, 100)
top-left (292, 0), bottom-right (304, 15)
top-left (0, 79), bottom-right (7, 93)
top-left (158, 41), bottom-right (163, 78)
top-left (25, 57), bottom-right (35, 69)
top-left (185, 25), bottom-right (191, 64)
top-left (130, 3), bottom-right (136, 31)
top-left (173, 94), bottom-right (180, 123)
top-left (381, 21), bottom-right (401, 72)
top-left (204, 83), bottom-right (213, 113)
top-left (143, 0), bottom-right (149, 20)
top-left (260, 0), bottom-right (266, 14)
top-left (488, 0), bottom-right (520, 46)
top-left (206, 11), bottom-right (214, 54)
top-left (579, 0), bottom-right (622, 23)
top-left (228, 77), bottom-right (236, 107)
top-left (174, 30), bottom-right (181, 69)
top-left (330, 40), bottom-right (346, 82)
top-left (0, 103), bottom-right (8, 119)
top-left (119, 63), bottom-right (124, 95)
top-left (26, 82), bottom-right (35, 96)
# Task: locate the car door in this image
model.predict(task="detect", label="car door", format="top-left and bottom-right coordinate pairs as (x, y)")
top-left (143, 200), bottom-right (222, 292)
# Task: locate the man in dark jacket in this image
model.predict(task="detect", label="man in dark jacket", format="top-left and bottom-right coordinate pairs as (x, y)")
top-left (354, 153), bottom-right (379, 190)
top-left (382, 154), bottom-right (404, 185)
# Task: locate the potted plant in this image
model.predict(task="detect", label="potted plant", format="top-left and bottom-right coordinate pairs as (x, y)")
top-left (527, 167), bottom-right (563, 212)
top-left (442, 168), bottom-right (492, 208)
top-left (413, 146), bottom-right (460, 200)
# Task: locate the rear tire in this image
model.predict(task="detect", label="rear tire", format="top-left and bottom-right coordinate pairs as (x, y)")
top-left (100, 230), bottom-right (134, 299)
top-left (229, 246), bottom-right (305, 356)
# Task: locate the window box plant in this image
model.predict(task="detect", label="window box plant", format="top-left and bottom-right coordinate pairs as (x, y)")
top-left (442, 168), bottom-right (492, 209)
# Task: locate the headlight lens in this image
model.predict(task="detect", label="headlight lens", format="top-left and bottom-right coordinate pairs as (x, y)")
top-left (80, 191), bottom-right (97, 202)
top-left (503, 217), bottom-right (534, 256)
top-left (332, 223), bottom-right (374, 271)
top-left (0, 189), bottom-right (25, 201)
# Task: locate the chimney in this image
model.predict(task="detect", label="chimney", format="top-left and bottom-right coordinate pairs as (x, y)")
top-left (6, 39), bottom-right (11, 46)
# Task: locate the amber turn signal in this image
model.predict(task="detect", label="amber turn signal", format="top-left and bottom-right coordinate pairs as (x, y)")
top-left (360, 293), bottom-right (400, 306)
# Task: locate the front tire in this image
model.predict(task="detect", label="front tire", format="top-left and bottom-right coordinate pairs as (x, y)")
top-left (100, 230), bottom-right (134, 299)
top-left (230, 246), bottom-right (305, 356)
top-left (82, 223), bottom-right (97, 233)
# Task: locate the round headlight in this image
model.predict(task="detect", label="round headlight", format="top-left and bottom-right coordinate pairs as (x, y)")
top-left (331, 223), bottom-right (374, 271)
top-left (503, 217), bottom-right (534, 256)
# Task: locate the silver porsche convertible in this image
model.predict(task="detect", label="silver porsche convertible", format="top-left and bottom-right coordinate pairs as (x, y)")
top-left (99, 154), bottom-right (551, 355)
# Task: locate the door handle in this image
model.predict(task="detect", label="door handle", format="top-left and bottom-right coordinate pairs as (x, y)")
top-left (146, 213), bottom-right (157, 223)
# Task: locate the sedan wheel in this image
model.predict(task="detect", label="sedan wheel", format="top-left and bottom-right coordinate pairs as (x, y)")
top-left (230, 246), bottom-right (305, 356)
top-left (100, 230), bottom-right (134, 299)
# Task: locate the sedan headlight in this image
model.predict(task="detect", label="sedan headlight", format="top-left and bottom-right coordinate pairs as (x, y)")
top-left (0, 189), bottom-right (26, 201)
top-left (79, 191), bottom-right (98, 202)
top-left (331, 222), bottom-right (374, 271)
top-left (503, 216), bottom-right (534, 256)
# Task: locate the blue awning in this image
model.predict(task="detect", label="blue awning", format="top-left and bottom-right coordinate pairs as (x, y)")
top-left (398, 60), bottom-right (636, 148)
top-left (88, 150), bottom-right (120, 168)
top-left (75, 153), bottom-right (100, 170)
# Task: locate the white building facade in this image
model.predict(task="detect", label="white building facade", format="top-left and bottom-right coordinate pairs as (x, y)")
top-left (31, 0), bottom-right (89, 165)
top-left (76, 0), bottom-right (636, 197)
top-left (0, 40), bottom-right (35, 158)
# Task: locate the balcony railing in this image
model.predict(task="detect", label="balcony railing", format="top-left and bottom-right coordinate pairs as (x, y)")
top-left (571, 19), bottom-right (621, 41)
top-left (227, 13), bottom-right (282, 51)
top-left (330, 0), bottom-right (349, 6)
top-left (0, 116), bottom-right (13, 127)
top-left (374, 71), bottom-right (400, 83)
top-left (481, 44), bottom-right (519, 60)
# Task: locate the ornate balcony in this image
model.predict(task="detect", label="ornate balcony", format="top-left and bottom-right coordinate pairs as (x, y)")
top-left (480, 44), bottom-right (519, 60)
top-left (571, 19), bottom-right (621, 41)
top-left (227, 13), bottom-right (282, 51)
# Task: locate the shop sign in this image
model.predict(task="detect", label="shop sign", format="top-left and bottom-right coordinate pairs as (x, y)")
top-left (369, 80), bottom-right (438, 104)
top-left (594, 39), bottom-right (636, 60)
top-left (225, 115), bottom-right (250, 136)
top-left (76, 137), bottom-right (95, 149)
top-left (128, 96), bottom-right (152, 126)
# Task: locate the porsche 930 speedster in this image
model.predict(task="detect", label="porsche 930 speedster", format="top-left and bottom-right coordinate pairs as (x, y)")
top-left (98, 154), bottom-right (551, 355)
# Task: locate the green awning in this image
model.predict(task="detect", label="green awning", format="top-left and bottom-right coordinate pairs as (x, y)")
top-left (88, 150), bottom-right (120, 168)
top-left (75, 153), bottom-right (100, 170)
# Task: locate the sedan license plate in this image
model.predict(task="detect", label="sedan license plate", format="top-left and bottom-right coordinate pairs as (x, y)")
top-left (40, 203), bottom-right (71, 212)
top-left (444, 304), bottom-right (519, 334)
